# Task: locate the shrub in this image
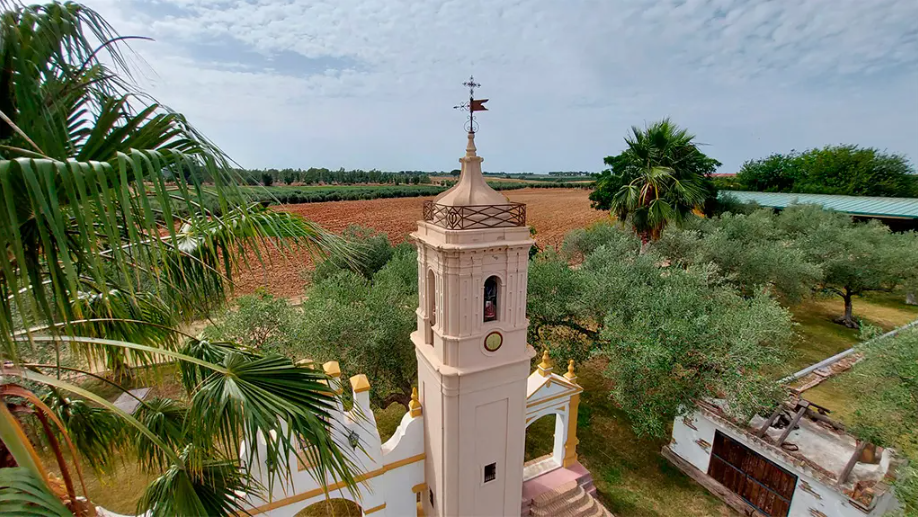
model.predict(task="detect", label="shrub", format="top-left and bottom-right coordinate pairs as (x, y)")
top-left (202, 290), bottom-right (299, 355)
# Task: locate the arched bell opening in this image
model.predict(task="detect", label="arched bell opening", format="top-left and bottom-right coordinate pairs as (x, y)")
top-left (483, 275), bottom-right (500, 322)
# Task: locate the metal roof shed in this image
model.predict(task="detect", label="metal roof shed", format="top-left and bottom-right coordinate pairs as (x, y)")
top-left (720, 191), bottom-right (918, 220)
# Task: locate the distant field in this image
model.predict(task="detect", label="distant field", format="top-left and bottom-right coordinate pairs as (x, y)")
top-left (233, 188), bottom-right (607, 298)
top-left (431, 175), bottom-right (594, 184)
top-left (201, 181), bottom-right (592, 208)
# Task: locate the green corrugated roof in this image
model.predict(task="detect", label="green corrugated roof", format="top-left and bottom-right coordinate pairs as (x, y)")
top-left (720, 191), bottom-right (918, 219)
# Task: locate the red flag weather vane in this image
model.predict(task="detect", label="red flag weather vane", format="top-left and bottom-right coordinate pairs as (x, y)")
top-left (453, 75), bottom-right (488, 133)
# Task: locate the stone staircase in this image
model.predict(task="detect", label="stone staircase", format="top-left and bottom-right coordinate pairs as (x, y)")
top-left (529, 481), bottom-right (612, 517)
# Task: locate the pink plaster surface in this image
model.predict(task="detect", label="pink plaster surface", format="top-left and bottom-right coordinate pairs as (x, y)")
top-left (522, 463), bottom-right (591, 502)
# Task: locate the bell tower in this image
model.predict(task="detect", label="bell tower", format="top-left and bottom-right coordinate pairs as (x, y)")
top-left (412, 113), bottom-right (535, 515)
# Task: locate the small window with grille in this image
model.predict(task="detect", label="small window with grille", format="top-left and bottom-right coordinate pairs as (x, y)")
top-left (484, 462), bottom-right (497, 483)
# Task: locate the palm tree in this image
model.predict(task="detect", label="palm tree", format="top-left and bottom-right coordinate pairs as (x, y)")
top-left (0, 2), bottom-right (357, 515)
top-left (589, 119), bottom-right (721, 242)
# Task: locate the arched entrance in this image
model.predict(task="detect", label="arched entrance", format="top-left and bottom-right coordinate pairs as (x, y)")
top-left (524, 412), bottom-right (568, 479)
top-left (524, 353), bottom-right (583, 480)
top-left (293, 498), bottom-right (362, 517)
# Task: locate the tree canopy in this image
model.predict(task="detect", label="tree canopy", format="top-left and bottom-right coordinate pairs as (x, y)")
top-left (530, 223), bottom-right (793, 437)
top-left (590, 119), bottom-right (721, 242)
top-left (780, 206), bottom-right (915, 328)
top-left (297, 244), bottom-right (418, 406)
top-left (656, 209), bottom-right (822, 303)
top-left (736, 145), bottom-right (917, 197)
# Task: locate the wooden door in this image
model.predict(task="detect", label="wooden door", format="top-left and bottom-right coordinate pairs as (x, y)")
top-left (708, 431), bottom-right (797, 517)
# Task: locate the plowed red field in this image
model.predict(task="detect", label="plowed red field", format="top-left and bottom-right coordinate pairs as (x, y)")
top-left (234, 188), bottom-right (606, 298)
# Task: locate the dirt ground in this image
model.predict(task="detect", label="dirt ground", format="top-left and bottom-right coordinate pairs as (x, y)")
top-left (234, 188), bottom-right (607, 298)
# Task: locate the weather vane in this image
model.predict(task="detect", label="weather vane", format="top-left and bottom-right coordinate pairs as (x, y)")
top-left (453, 75), bottom-right (488, 133)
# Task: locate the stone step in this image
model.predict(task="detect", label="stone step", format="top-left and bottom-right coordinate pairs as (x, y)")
top-left (532, 489), bottom-right (584, 516)
top-left (532, 487), bottom-right (593, 517)
top-left (532, 480), bottom-right (581, 506)
top-left (531, 488), bottom-right (614, 517)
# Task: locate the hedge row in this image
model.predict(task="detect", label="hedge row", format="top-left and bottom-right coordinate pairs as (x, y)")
top-left (239, 181), bottom-right (593, 205)
top-left (181, 181), bottom-right (594, 216)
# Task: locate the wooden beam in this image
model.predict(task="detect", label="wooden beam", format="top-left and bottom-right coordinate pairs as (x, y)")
top-left (805, 409), bottom-right (846, 431)
top-left (776, 404), bottom-right (808, 446)
top-left (756, 407), bottom-right (783, 438)
top-left (661, 446), bottom-right (769, 517)
top-left (837, 441), bottom-right (868, 487)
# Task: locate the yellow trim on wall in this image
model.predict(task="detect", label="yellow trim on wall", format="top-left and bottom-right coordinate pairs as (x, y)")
top-left (364, 503), bottom-right (387, 514)
top-left (562, 393), bottom-right (581, 467)
top-left (245, 453), bottom-right (426, 514)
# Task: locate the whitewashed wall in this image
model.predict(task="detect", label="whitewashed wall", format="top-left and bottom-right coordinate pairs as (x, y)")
top-left (241, 371), bottom-right (425, 517)
top-left (671, 410), bottom-right (897, 517)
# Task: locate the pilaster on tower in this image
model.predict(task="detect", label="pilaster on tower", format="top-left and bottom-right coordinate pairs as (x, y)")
top-left (412, 120), bottom-right (536, 516)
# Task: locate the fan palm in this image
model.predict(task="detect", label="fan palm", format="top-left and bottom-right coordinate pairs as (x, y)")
top-left (590, 119), bottom-right (720, 242)
top-left (0, 2), bottom-right (357, 515)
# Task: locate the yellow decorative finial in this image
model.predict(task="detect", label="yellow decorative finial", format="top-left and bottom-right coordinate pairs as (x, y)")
top-left (564, 359), bottom-right (577, 382)
top-left (409, 386), bottom-right (422, 417)
top-left (537, 349), bottom-right (553, 377)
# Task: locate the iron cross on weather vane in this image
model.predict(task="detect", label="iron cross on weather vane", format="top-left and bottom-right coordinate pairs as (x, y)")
top-left (453, 75), bottom-right (488, 133)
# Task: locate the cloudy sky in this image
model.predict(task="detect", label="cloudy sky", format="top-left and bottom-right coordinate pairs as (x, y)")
top-left (84, 0), bottom-right (918, 174)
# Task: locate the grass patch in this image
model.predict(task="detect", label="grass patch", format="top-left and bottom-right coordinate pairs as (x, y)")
top-left (524, 414), bottom-right (556, 462)
top-left (786, 290), bottom-right (918, 372)
top-left (794, 290), bottom-right (918, 423)
top-left (801, 375), bottom-right (859, 424)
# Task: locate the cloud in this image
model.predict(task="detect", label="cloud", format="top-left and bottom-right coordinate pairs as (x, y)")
top-left (82, 0), bottom-right (918, 173)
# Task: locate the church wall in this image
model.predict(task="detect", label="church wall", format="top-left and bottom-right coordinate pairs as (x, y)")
top-left (239, 368), bottom-right (424, 517)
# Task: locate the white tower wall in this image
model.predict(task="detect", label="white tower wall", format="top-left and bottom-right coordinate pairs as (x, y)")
top-left (412, 132), bottom-right (536, 517)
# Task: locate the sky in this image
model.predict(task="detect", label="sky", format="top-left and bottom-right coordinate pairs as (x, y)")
top-left (83, 0), bottom-right (918, 174)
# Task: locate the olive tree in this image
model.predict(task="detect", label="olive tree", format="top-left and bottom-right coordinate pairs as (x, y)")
top-left (656, 209), bottom-right (822, 303)
top-left (202, 290), bottom-right (301, 354)
top-left (296, 242), bottom-right (418, 406)
top-left (529, 231), bottom-right (794, 438)
top-left (782, 206), bottom-right (914, 328)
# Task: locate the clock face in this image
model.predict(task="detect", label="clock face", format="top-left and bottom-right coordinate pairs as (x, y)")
top-left (484, 332), bottom-right (503, 352)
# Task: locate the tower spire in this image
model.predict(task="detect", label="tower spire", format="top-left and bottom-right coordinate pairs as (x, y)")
top-left (435, 77), bottom-right (507, 208)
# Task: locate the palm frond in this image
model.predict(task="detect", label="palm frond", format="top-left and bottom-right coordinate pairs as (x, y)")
top-left (137, 445), bottom-right (258, 517)
top-left (133, 397), bottom-right (187, 473)
top-left (0, 3), bottom-right (360, 513)
top-left (186, 351), bottom-right (358, 496)
top-left (0, 467), bottom-right (72, 517)
top-left (43, 393), bottom-right (128, 476)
